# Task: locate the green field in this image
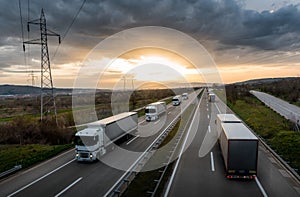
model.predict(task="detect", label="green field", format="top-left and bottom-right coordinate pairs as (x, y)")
top-left (228, 96), bottom-right (300, 172)
top-left (0, 144), bottom-right (73, 173)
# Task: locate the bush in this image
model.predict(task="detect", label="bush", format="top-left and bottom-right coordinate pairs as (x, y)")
top-left (270, 131), bottom-right (300, 170)
top-left (0, 116), bottom-right (75, 145)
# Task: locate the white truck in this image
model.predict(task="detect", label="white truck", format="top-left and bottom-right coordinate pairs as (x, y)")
top-left (208, 93), bottom-right (215, 102)
top-left (75, 112), bottom-right (138, 162)
top-left (172, 95), bottom-right (182, 106)
top-left (217, 114), bottom-right (258, 179)
top-left (182, 93), bottom-right (188, 100)
top-left (145, 101), bottom-right (167, 121)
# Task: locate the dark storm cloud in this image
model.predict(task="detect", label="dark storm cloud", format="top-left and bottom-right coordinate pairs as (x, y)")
top-left (0, 0), bottom-right (300, 65)
top-left (58, 0), bottom-right (300, 51)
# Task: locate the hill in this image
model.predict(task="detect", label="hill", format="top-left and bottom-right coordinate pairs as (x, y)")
top-left (0, 85), bottom-right (73, 95)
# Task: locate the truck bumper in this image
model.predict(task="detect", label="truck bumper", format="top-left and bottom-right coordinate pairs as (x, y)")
top-left (226, 173), bottom-right (256, 179)
top-left (146, 116), bottom-right (156, 121)
top-left (76, 152), bottom-right (97, 162)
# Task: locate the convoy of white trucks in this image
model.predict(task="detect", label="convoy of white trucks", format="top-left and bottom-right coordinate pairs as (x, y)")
top-left (74, 92), bottom-right (259, 180)
top-left (217, 114), bottom-right (258, 179)
top-left (145, 101), bottom-right (167, 121)
top-left (75, 112), bottom-right (138, 161)
top-left (172, 95), bottom-right (182, 106)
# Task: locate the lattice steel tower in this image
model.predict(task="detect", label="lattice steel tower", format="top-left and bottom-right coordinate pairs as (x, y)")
top-left (24, 9), bottom-right (61, 123)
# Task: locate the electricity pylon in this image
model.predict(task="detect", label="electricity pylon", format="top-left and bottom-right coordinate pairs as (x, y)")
top-left (23, 9), bottom-right (60, 124)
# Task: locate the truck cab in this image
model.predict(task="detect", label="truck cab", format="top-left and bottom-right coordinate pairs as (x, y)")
top-left (172, 95), bottom-right (182, 106)
top-left (75, 127), bottom-right (105, 162)
top-left (145, 105), bottom-right (157, 121)
top-left (182, 93), bottom-right (188, 100)
top-left (145, 101), bottom-right (166, 121)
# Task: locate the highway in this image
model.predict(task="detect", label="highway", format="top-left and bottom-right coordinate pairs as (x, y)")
top-left (0, 91), bottom-right (200, 197)
top-left (250, 90), bottom-right (300, 125)
top-left (1, 89), bottom-right (300, 197)
top-left (165, 90), bottom-right (300, 197)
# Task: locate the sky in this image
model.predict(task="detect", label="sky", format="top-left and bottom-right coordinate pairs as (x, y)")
top-left (0, 0), bottom-right (300, 88)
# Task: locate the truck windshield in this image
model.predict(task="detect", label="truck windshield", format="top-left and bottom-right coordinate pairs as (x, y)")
top-left (172, 98), bottom-right (179, 102)
top-left (75, 136), bottom-right (98, 146)
top-left (145, 108), bottom-right (156, 113)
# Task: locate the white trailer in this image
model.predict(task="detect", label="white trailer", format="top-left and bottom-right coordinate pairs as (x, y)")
top-left (218, 119), bottom-right (258, 179)
top-left (208, 93), bottom-right (215, 102)
top-left (145, 101), bottom-right (166, 121)
top-left (216, 114), bottom-right (242, 135)
top-left (75, 112), bottom-right (138, 161)
top-left (182, 93), bottom-right (188, 100)
top-left (172, 95), bottom-right (182, 106)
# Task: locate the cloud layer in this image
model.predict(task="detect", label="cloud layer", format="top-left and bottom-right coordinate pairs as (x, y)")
top-left (0, 0), bottom-right (299, 85)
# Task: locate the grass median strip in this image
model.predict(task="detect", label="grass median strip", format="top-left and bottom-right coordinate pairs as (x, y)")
top-left (123, 103), bottom-right (197, 197)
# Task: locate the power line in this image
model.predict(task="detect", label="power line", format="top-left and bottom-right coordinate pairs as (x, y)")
top-left (18, 0), bottom-right (27, 67)
top-left (51, 0), bottom-right (87, 62)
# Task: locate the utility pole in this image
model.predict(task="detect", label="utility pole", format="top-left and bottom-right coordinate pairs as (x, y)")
top-left (27, 70), bottom-right (38, 86)
top-left (23, 9), bottom-right (60, 124)
top-left (122, 76), bottom-right (126, 91)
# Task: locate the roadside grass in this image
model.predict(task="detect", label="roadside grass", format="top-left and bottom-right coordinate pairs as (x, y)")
top-left (0, 144), bottom-right (73, 173)
top-left (163, 97), bottom-right (173, 105)
top-left (228, 96), bottom-right (300, 172)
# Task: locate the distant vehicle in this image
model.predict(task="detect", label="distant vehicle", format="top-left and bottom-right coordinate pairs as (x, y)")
top-left (145, 101), bottom-right (167, 121)
top-left (75, 112), bottom-right (138, 162)
top-left (217, 114), bottom-right (258, 179)
top-left (208, 93), bottom-right (215, 102)
top-left (172, 95), bottom-right (182, 106)
top-left (182, 93), bottom-right (188, 100)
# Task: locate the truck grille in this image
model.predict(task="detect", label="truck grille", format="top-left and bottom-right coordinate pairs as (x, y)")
top-left (79, 152), bottom-right (89, 158)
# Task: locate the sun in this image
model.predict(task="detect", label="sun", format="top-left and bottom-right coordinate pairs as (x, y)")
top-left (96, 47), bottom-right (205, 89)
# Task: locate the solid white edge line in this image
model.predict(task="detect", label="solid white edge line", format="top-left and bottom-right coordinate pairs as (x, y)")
top-left (213, 93), bottom-right (268, 195)
top-left (7, 159), bottom-right (75, 197)
top-left (214, 103), bottom-right (221, 114)
top-left (126, 135), bottom-right (140, 145)
top-left (254, 176), bottom-right (268, 197)
top-left (154, 120), bottom-right (160, 125)
top-left (210, 152), bottom-right (215, 172)
top-left (164, 92), bottom-right (203, 197)
top-left (104, 89), bottom-right (202, 197)
top-left (139, 119), bottom-right (146, 124)
top-left (54, 177), bottom-right (82, 197)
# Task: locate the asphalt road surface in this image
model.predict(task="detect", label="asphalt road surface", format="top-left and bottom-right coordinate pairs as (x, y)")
top-left (165, 90), bottom-right (300, 197)
top-left (0, 90), bottom-right (200, 197)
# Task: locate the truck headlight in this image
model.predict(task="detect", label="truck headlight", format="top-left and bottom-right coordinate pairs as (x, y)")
top-left (76, 153), bottom-right (79, 157)
top-left (89, 153), bottom-right (93, 158)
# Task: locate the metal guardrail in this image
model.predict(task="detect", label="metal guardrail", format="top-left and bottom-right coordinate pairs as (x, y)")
top-left (104, 90), bottom-right (202, 197)
top-left (214, 92), bottom-right (300, 183)
top-left (147, 100), bottom-right (198, 197)
top-left (106, 116), bottom-right (181, 197)
top-left (0, 165), bottom-right (22, 179)
top-left (235, 114), bottom-right (300, 183)
top-left (258, 135), bottom-right (300, 183)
